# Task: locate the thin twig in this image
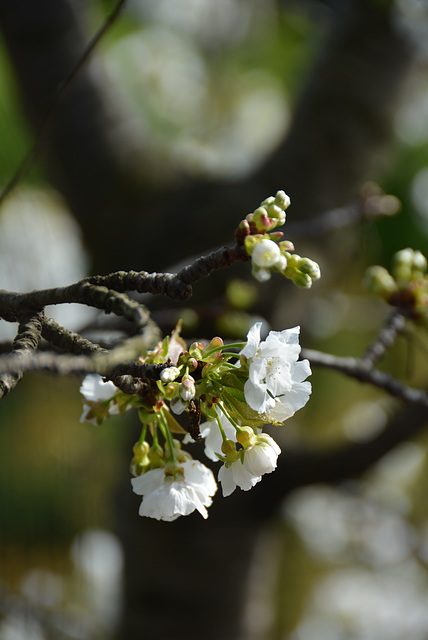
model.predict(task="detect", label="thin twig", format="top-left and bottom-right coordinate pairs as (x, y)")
top-left (302, 347), bottom-right (428, 408)
top-left (361, 311), bottom-right (406, 365)
top-left (0, 0), bottom-right (127, 209)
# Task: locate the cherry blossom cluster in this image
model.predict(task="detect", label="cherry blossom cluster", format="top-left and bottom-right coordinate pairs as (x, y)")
top-left (80, 322), bottom-right (312, 521)
top-left (365, 248), bottom-right (428, 324)
top-left (236, 190), bottom-right (321, 287)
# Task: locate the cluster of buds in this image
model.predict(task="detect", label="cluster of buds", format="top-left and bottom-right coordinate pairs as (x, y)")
top-left (80, 321), bottom-right (313, 521)
top-left (236, 190), bottom-right (321, 287)
top-left (365, 248), bottom-right (428, 324)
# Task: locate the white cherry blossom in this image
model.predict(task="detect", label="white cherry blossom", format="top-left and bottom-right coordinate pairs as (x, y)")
top-left (242, 433), bottom-right (281, 477)
top-left (80, 374), bottom-right (118, 402)
top-left (218, 458), bottom-right (261, 497)
top-left (80, 374), bottom-right (120, 424)
top-left (240, 322), bottom-right (311, 424)
top-left (131, 460), bottom-right (217, 521)
top-left (200, 413), bottom-right (237, 462)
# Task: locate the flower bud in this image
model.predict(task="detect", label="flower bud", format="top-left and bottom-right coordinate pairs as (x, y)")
top-left (221, 439), bottom-right (237, 456)
top-left (274, 190), bottom-right (291, 210)
top-left (298, 257), bottom-right (321, 280)
top-left (274, 255), bottom-right (288, 272)
top-left (236, 426), bottom-right (255, 447)
top-left (414, 250), bottom-right (427, 273)
top-left (235, 219), bottom-right (251, 245)
top-left (244, 235), bottom-right (259, 256)
top-left (160, 366), bottom-right (181, 384)
top-left (133, 441), bottom-right (150, 458)
top-left (251, 206), bottom-right (274, 233)
top-left (364, 265), bottom-right (397, 297)
top-left (252, 239), bottom-right (281, 268)
top-left (253, 267), bottom-right (271, 282)
top-left (291, 272), bottom-right (313, 289)
top-left (179, 375), bottom-right (196, 402)
top-left (280, 240), bottom-right (294, 252)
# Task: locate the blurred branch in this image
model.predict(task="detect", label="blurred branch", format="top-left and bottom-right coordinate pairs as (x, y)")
top-left (0, 0), bottom-right (127, 209)
top-left (361, 311), bottom-right (406, 365)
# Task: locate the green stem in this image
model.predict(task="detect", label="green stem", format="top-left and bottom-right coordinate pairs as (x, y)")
top-left (158, 408), bottom-right (177, 463)
top-left (203, 342), bottom-right (245, 358)
top-left (137, 423), bottom-right (147, 445)
top-left (218, 402), bottom-right (240, 431)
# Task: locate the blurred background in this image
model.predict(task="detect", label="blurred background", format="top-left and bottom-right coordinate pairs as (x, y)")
top-left (1, 0), bottom-right (428, 638)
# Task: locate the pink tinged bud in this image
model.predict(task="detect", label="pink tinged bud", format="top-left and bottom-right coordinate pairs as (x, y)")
top-left (268, 231), bottom-right (284, 242)
top-left (235, 219), bottom-right (251, 244)
top-left (179, 375), bottom-right (196, 402)
top-left (280, 240), bottom-right (294, 252)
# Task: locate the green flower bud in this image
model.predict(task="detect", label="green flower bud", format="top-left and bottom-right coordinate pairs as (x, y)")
top-left (221, 439), bottom-right (237, 456)
top-left (236, 426), bottom-right (255, 447)
top-left (291, 272), bottom-right (313, 289)
top-left (364, 265), bottom-right (397, 297)
top-left (133, 441), bottom-right (150, 458)
top-left (244, 235), bottom-right (259, 256)
top-left (298, 257), bottom-right (321, 280)
top-left (274, 190), bottom-right (291, 210)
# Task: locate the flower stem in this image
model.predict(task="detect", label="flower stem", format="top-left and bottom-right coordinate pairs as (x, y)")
top-left (137, 424), bottom-right (147, 445)
top-left (203, 342), bottom-right (245, 358)
top-left (158, 408), bottom-right (177, 463)
top-left (218, 402), bottom-right (240, 431)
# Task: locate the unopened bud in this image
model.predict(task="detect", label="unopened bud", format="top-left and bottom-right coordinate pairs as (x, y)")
top-left (179, 375), bottom-right (196, 402)
top-left (274, 190), bottom-right (291, 210)
top-left (221, 439), bottom-right (237, 456)
top-left (291, 272), bottom-right (313, 289)
top-left (252, 239), bottom-right (281, 268)
top-left (253, 267), bottom-right (271, 282)
top-left (236, 426), bottom-right (255, 447)
top-left (160, 366), bottom-right (181, 383)
top-left (364, 265), bottom-right (397, 297)
top-left (298, 257), bottom-right (321, 280)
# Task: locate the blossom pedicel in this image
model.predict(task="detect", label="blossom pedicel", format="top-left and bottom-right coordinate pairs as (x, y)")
top-left (79, 190), bottom-right (319, 521)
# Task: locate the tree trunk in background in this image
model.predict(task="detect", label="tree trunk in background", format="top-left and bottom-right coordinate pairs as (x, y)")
top-left (0, 1), bottom-right (414, 638)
